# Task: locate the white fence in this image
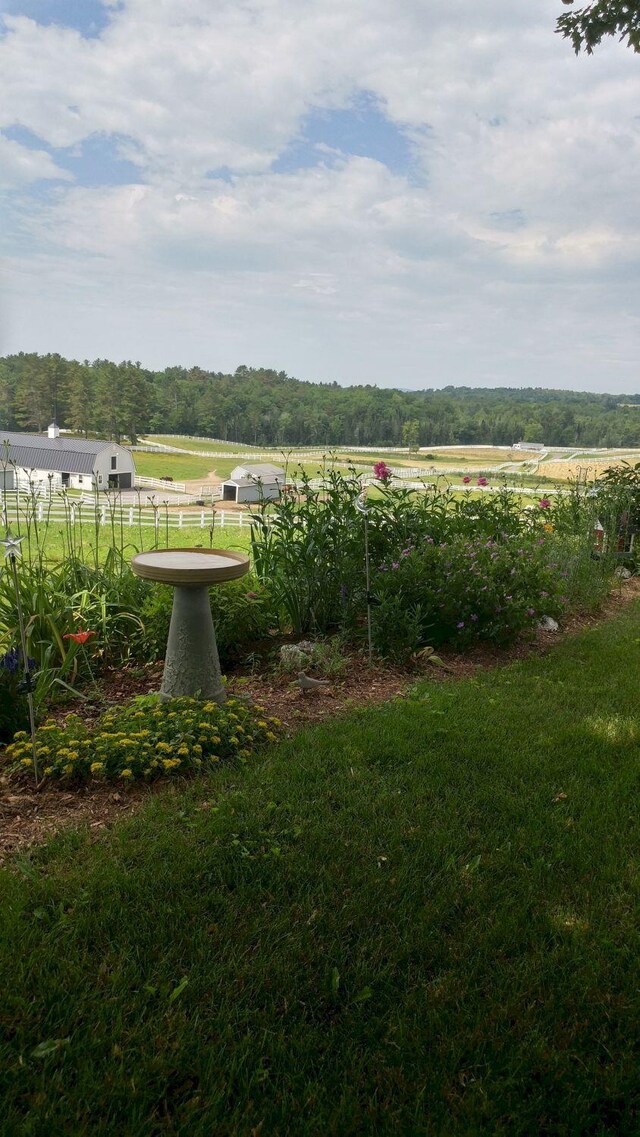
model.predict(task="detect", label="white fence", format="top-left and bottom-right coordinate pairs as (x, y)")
top-left (0, 499), bottom-right (253, 531)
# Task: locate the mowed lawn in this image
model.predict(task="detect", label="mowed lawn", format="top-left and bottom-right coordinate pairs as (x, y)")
top-left (2, 607), bottom-right (640, 1134)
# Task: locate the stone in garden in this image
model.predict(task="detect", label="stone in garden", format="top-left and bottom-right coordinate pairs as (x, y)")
top-left (279, 644), bottom-right (311, 670)
top-left (615, 566), bottom-right (632, 580)
top-left (538, 615), bottom-right (559, 632)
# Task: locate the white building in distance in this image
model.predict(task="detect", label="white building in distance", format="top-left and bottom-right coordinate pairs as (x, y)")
top-left (0, 424), bottom-right (136, 491)
top-left (221, 462), bottom-right (285, 504)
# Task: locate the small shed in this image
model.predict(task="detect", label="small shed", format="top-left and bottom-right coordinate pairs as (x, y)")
top-left (221, 463), bottom-right (285, 504)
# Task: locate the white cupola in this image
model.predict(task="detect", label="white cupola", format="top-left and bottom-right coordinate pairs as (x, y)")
top-left (48, 422), bottom-right (60, 439)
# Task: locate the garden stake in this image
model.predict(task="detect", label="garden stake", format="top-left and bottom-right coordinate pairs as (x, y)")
top-left (1, 532), bottom-right (39, 784)
top-left (355, 490), bottom-right (374, 666)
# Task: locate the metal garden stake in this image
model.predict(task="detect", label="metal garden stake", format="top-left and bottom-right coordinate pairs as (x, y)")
top-left (355, 489), bottom-right (375, 666)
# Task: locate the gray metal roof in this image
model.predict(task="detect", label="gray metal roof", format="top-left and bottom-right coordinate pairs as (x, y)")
top-left (230, 462), bottom-right (285, 480)
top-left (0, 431), bottom-right (120, 475)
top-left (224, 477), bottom-right (259, 489)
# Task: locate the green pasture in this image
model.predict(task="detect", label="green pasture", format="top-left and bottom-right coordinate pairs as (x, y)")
top-left (11, 519), bottom-right (252, 566)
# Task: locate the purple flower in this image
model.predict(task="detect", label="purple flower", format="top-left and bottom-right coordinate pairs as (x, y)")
top-left (527, 607), bottom-right (535, 616)
top-left (539, 498), bottom-right (551, 509)
top-left (391, 562), bottom-right (400, 570)
top-left (470, 613), bottom-right (478, 622)
top-left (457, 621), bottom-right (465, 629)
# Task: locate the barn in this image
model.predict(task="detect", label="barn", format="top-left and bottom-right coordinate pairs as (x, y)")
top-left (0, 424), bottom-right (136, 492)
top-left (221, 462), bottom-right (285, 504)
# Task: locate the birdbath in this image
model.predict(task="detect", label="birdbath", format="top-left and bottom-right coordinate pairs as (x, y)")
top-left (131, 548), bottom-right (250, 703)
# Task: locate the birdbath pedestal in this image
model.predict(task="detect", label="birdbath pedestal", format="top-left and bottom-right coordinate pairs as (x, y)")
top-left (131, 548), bottom-right (250, 703)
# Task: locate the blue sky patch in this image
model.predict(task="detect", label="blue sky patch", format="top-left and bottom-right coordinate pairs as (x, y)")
top-left (272, 92), bottom-right (424, 182)
top-left (0, 0), bottom-right (114, 38)
top-left (489, 209), bottom-right (527, 230)
top-left (3, 125), bottom-right (142, 186)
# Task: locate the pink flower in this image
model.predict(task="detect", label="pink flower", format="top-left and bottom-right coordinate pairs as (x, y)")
top-left (477, 477), bottom-right (488, 487)
top-left (373, 461), bottom-right (392, 485)
top-left (457, 621), bottom-right (465, 629)
top-left (462, 475), bottom-right (471, 484)
top-left (539, 498), bottom-right (551, 509)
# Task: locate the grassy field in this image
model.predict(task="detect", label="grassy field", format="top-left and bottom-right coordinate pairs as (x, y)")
top-left (2, 604), bottom-right (640, 1134)
top-left (13, 519), bottom-right (252, 564)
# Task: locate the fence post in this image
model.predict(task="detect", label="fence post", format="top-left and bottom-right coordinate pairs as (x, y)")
top-left (179, 512), bottom-right (183, 528)
top-left (128, 508), bottom-right (134, 526)
top-left (100, 507), bottom-right (106, 525)
top-left (38, 503), bottom-right (44, 522)
top-left (200, 510), bottom-right (205, 528)
top-left (220, 511), bottom-right (225, 528)
top-left (238, 511), bottom-right (243, 527)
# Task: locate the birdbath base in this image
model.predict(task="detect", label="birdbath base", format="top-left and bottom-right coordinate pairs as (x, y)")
top-left (160, 584), bottom-right (225, 702)
top-left (130, 548), bottom-right (250, 703)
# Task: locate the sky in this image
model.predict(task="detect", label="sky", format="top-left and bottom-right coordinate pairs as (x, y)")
top-left (0, 0), bottom-right (639, 393)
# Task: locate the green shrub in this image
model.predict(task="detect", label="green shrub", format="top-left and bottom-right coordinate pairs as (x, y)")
top-left (138, 577), bottom-right (275, 665)
top-left (371, 534), bottom-right (565, 659)
top-left (4, 695), bottom-right (282, 783)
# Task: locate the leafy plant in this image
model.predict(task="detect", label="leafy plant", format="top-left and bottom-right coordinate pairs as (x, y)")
top-left (4, 695), bottom-right (282, 783)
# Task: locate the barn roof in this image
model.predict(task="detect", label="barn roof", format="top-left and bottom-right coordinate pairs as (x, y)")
top-left (229, 462), bottom-right (285, 481)
top-left (0, 431), bottom-right (122, 475)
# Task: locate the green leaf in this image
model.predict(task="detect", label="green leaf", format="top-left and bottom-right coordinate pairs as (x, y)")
top-left (32, 1038), bottom-right (70, 1058)
top-left (168, 977), bottom-right (189, 1004)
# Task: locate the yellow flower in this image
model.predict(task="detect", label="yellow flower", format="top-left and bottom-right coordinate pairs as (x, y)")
top-left (20, 758), bottom-right (33, 767)
top-left (236, 726), bottom-right (245, 734)
top-left (120, 768), bottom-right (133, 779)
top-left (257, 721), bottom-right (268, 729)
top-left (90, 762), bottom-right (104, 774)
top-left (63, 764), bottom-right (74, 776)
top-left (156, 742), bottom-right (172, 753)
top-left (203, 702), bottom-right (215, 712)
top-left (13, 731), bottom-right (28, 740)
top-left (266, 732), bottom-right (277, 742)
top-left (177, 745), bottom-right (189, 756)
top-left (212, 735), bottom-right (221, 744)
top-left (544, 523), bottom-right (554, 533)
top-left (44, 766), bottom-right (53, 776)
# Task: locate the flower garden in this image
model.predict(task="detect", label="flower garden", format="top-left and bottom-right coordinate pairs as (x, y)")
top-left (0, 463), bottom-right (637, 786)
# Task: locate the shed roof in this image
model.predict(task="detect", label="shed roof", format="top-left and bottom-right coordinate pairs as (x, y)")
top-left (230, 462), bottom-right (285, 481)
top-left (0, 431), bottom-right (122, 475)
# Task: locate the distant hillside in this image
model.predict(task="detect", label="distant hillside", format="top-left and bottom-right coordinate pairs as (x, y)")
top-left (1, 352), bottom-right (639, 449)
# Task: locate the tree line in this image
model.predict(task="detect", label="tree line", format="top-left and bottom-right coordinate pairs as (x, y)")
top-left (1, 352), bottom-right (639, 449)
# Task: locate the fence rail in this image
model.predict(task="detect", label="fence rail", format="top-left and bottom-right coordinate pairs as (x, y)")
top-left (0, 500), bottom-right (254, 530)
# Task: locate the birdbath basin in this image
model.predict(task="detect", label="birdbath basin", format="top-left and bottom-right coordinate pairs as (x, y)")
top-left (131, 548), bottom-right (250, 702)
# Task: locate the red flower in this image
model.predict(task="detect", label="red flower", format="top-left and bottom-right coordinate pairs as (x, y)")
top-left (373, 461), bottom-right (392, 485)
top-left (477, 477), bottom-right (488, 486)
top-left (63, 629), bottom-right (96, 645)
top-left (462, 475), bottom-right (471, 484)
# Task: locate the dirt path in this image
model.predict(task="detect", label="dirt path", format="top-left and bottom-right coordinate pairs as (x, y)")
top-left (2, 578), bottom-right (639, 863)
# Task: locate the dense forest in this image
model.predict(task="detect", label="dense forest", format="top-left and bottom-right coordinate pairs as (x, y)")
top-left (1, 352), bottom-right (639, 449)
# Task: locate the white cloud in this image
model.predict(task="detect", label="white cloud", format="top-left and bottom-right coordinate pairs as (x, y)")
top-left (1, 0), bottom-right (639, 390)
top-left (0, 134), bottom-right (71, 189)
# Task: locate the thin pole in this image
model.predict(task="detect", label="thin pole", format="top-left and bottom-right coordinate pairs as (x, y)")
top-left (363, 512), bottom-right (373, 666)
top-left (9, 551), bottom-right (38, 783)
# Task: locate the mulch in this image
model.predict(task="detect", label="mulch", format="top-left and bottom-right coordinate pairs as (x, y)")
top-left (2, 577), bottom-right (639, 864)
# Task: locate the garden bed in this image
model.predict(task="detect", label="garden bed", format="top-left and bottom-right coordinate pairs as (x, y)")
top-left (2, 576), bottom-right (639, 862)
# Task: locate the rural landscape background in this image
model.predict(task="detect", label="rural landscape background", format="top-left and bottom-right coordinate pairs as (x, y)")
top-left (2, 0), bottom-right (640, 1133)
